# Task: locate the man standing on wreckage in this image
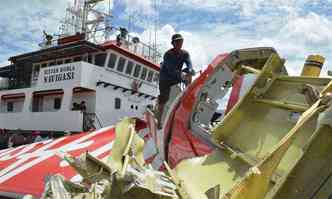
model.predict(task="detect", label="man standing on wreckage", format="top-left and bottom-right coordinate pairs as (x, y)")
top-left (156, 33), bottom-right (195, 129)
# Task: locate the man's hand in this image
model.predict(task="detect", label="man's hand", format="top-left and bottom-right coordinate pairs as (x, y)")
top-left (181, 73), bottom-right (187, 81)
top-left (181, 73), bottom-right (192, 86)
top-left (185, 74), bottom-right (192, 84)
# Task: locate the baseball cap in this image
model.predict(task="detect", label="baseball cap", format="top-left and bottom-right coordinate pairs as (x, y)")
top-left (171, 34), bottom-right (183, 43)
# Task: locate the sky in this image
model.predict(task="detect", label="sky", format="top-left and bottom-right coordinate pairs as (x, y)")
top-left (0, 0), bottom-right (332, 76)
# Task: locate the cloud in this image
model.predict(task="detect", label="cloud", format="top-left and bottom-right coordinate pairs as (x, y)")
top-left (142, 10), bottom-right (332, 76)
top-left (279, 13), bottom-right (332, 46)
top-left (165, 0), bottom-right (332, 18)
top-left (94, 0), bottom-right (114, 13)
top-left (162, 0), bottom-right (295, 16)
top-left (0, 0), bottom-right (116, 61)
top-left (0, 0), bottom-right (331, 78)
top-left (135, 24), bottom-right (209, 70)
top-left (0, 61), bottom-right (10, 68)
top-left (121, 0), bottom-right (155, 16)
top-left (0, 0), bottom-right (73, 61)
top-left (273, 13), bottom-right (332, 75)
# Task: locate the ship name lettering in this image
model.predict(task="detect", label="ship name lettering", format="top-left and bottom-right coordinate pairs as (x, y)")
top-left (44, 72), bottom-right (75, 83)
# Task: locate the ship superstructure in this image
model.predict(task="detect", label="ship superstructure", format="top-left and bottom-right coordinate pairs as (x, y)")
top-left (0, 0), bottom-right (161, 133)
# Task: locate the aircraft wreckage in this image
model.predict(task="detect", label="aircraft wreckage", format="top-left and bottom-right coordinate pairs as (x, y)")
top-left (1, 47), bottom-right (332, 199)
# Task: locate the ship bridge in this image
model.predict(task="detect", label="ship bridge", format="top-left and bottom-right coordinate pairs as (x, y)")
top-left (0, 35), bottom-right (159, 133)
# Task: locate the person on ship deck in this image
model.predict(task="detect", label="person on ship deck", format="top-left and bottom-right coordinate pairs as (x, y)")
top-left (156, 33), bottom-right (195, 129)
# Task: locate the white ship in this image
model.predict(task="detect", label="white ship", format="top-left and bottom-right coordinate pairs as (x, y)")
top-left (0, 0), bottom-right (160, 133)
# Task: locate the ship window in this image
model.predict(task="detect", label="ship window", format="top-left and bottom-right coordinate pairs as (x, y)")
top-left (32, 65), bottom-right (40, 81)
top-left (54, 98), bottom-right (61, 110)
top-left (116, 57), bottom-right (126, 72)
top-left (32, 96), bottom-right (43, 112)
top-left (115, 98), bottom-right (121, 109)
top-left (133, 64), bottom-right (141, 78)
top-left (108, 53), bottom-right (117, 69)
top-left (65, 59), bottom-right (72, 64)
top-left (95, 53), bottom-right (107, 67)
top-left (87, 55), bottom-right (93, 63)
top-left (34, 64), bottom-right (40, 72)
top-left (73, 56), bottom-right (82, 62)
top-left (140, 67), bottom-right (147, 80)
top-left (7, 102), bottom-right (13, 112)
top-left (49, 62), bottom-right (56, 66)
top-left (147, 71), bottom-right (154, 82)
top-left (153, 73), bottom-right (159, 83)
top-left (56, 60), bottom-right (63, 65)
top-left (125, 61), bottom-right (134, 75)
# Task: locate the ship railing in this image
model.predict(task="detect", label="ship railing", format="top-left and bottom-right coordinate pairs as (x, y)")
top-left (100, 27), bottom-right (162, 63)
top-left (30, 72), bottom-right (39, 86)
top-left (95, 113), bottom-right (103, 128)
top-left (0, 79), bottom-right (30, 91)
top-left (0, 79), bottom-right (9, 90)
top-left (115, 34), bottom-right (162, 64)
top-left (38, 40), bottom-right (58, 49)
top-left (38, 27), bottom-right (162, 64)
top-left (83, 112), bottom-right (103, 131)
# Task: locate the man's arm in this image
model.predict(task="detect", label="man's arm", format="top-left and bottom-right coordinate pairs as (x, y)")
top-left (183, 52), bottom-right (196, 76)
top-left (184, 52), bottom-right (193, 70)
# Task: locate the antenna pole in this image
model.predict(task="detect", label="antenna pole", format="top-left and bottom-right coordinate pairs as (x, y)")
top-left (82, 0), bottom-right (88, 34)
top-left (153, 0), bottom-right (158, 63)
top-left (108, 0), bottom-right (111, 15)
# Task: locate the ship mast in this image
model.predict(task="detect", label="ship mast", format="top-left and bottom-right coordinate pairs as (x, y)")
top-left (153, 0), bottom-right (159, 63)
top-left (82, 0), bottom-right (104, 34)
top-left (55, 0), bottom-right (162, 63)
top-left (60, 0), bottom-right (112, 42)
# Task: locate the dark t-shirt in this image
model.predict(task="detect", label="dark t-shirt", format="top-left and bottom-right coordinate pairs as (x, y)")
top-left (159, 48), bottom-right (193, 85)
